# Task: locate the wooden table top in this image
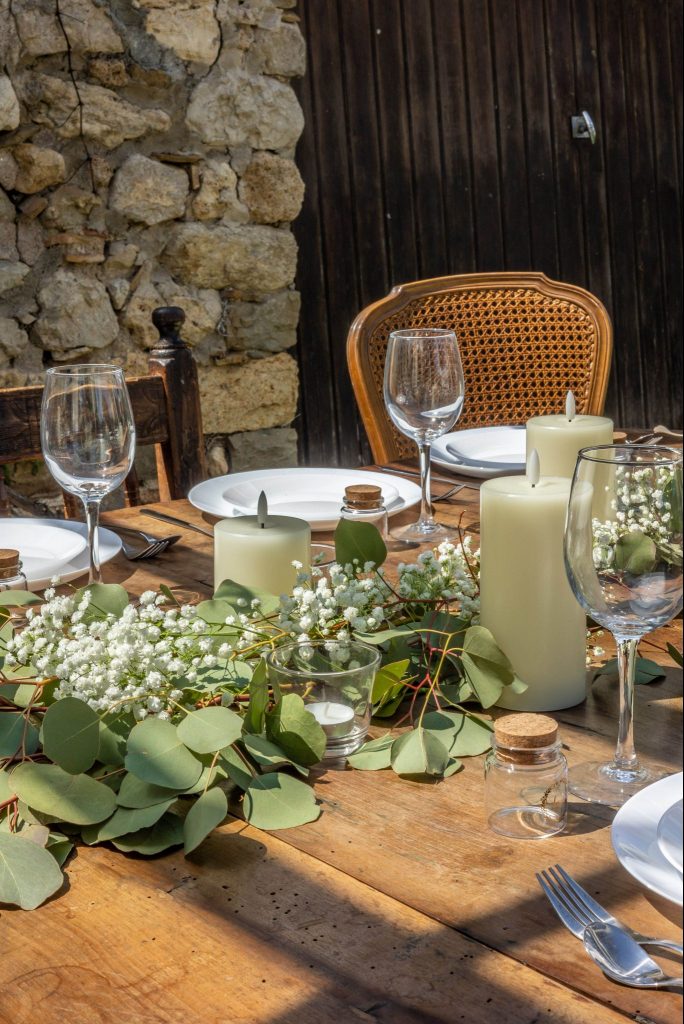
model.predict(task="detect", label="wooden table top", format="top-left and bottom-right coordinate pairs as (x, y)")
top-left (2, 480), bottom-right (682, 1024)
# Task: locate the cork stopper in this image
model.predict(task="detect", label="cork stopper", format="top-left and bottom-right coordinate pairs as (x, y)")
top-left (494, 714), bottom-right (559, 764)
top-left (344, 483), bottom-right (383, 509)
top-left (0, 548), bottom-right (21, 581)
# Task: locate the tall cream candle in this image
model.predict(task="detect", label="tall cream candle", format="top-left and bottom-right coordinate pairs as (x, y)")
top-left (479, 451), bottom-right (587, 711)
top-left (526, 392), bottom-right (613, 478)
top-left (214, 493), bottom-right (311, 596)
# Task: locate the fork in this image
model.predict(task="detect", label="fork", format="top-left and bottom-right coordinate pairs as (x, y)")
top-left (112, 526), bottom-right (181, 561)
top-left (537, 864), bottom-right (683, 955)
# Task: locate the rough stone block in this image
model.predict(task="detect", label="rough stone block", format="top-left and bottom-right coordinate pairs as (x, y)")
top-left (227, 290), bottom-right (299, 352)
top-left (34, 269), bottom-right (119, 354)
top-left (12, 144), bottom-right (66, 194)
top-left (110, 155), bottom-right (189, 226)
top-left (0, 317), bottom-right (28, 358)
top-left (0, 260), bottom-right (30, 295)
top-left (0, 74), bottom-right (20, 131)
top-left (163, 222), bottom-right (297, 293)
top-left (186, 69), bottom-right (303, 149)
top-left (146, 3), bottom-right (220, 64)
top-left (199, 351), bottom-right (298, 433)
top-left (15, 0), bottom-right (123, 56)
top-left (41, 185), bottom-right (102, 231)
top-left (192, 159), bottom-right (248, 222)
top-left (250, 22), bottom-right (306, 77)
top-left (227, 426), bottom-right (298, 471)
top-left (239, 151), bottom-right (304, 223)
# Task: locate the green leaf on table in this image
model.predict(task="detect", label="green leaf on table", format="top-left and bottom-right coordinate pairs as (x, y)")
top-left (460, 626), bottom-right (515, 708)
top-left (242, 734), bottom-right (308, 776)
top-left (46, 832), bottom-right (74, 867)
top-left (243, 772), bottom-right (320, 830)
top-left (443, 757), bottom-right (464, 778)
top-left (125, 718), bottom-right (203, 789)
top-left (183, 787), bottom-right (228, 855)
top-left (416, 611), bottom-right (469, 651)
top-left (11, 763), bottom-right (116, 825)
top-left (421, 710), bottom-right (493, 757)
top-left (347, 734), bottom-right (394, 771)
top-left (177, 706), bottom-right (243, 755)
top-left (354, 626), bottom-right (415, 646)
top-left (0, 590), bottom-right (43, 608)
top-left (0, 832), bottom-right (64, 910)
top-left (219, 745), bottom-right (254, 790)
top-left (213, 579), bottom-right (280, 616)
top-left (614, 531), bottom-right (657, 574)
top-left (117, 773), bottom-right (179, 808)
top-left (82, 800), bottom-right (174, 845)
top-left (41, 697), bottom-right (100, 774)
top-left (0, 769), bottom-right (14, 804)
top-left (0, 712), bottom-right (39, 759)
top-left (182, 758), bottom-right (229, 794)
top-left (667, 643), bottom-right (683, 668)
top-left (390, 727), bottom-right (451, 778)
top-left (111, 813), bottom-right (184, 855)
top-left (594, 656), bottom-right (666, 685)
top-left (265, 693), bottom-right (326, 767)
top-left (372, 659), bottom-right (410, 704)
top-left (243, 660), bottom-right (269, 735)
top-left (334, 518), bottom-right (387, 570)
top-left (97, 715), bottom-right (132, 767)
top-left (74, 583), bottom-right (130, 623)
top-left (195, 598), bottom-right (237, 626)
top-left (439, 680), bottom-right (474, 705)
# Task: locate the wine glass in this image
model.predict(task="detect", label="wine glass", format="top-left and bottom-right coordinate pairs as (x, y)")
top-left (383, 328), bottom-right (465, 543)
top-left (41, 365), bottom-right (136, 583)
top-left (564, 445), bottom-right (683, 805)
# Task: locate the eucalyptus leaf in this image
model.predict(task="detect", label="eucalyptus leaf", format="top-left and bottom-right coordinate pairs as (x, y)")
top-left (82, 800), bottom-right (174, 845)
top-left (614, 531), bottom-right (657, 574)
top-left (667, 643), bottom-right (683, 668)
top-left (117, 773), bottom-right (179, 808)
top-left (45, 832), bottom-right (74, 867)
top-left (213, 579), bottom-right (280, 616)
top-left (42, 697), bottom-right (100, 774)
top-left (390, 728), bottom-right (450, 778)
top-left (347, 734), bottom-right (394, 771)
top-left (460, 625), bottom-right (515, 708)
top-left (97, 715), bottom-right (132, 767)
top-left (417, 610), bottom-right (469, 650)
top-left (125, 718), bottom-right (202, 789)
top-left (183, 787), bottom-right (228, 854)
top-left (177, 706), bottom-right (243, 755)
top-left (195, 598), bottom-right (236, 626)
top-left (243, 661), bottom-right (269, 735)
top-left (12, 763), bottom-right (116, 825)
top-left (595, 656), bottom-right (666, 685)
top-left (0, 832), bottom-right (64, 910)
top-left (355, 627), bottom-right (415, 646)
top-left (0, 590), bottom-right (43, 608)
top-left (443, 757), bottom-right (464, 778)
top-left (74, 583), bottom-right (129, 623)
top-left (243, 772), bottom-right (320, 830)
top-left (0, 712), bottom-right (39, 759)
top-left (219, 745), bottom-right (254, 790)
top-left (439, 680), bottom-right (474, 705)
top-left (334, 518), bottom-right (387, 570)
top-left (0, 769), bottom-right (14, 804)
top-left (265, 694), bottom-right (326, 767)
top-left (111, 813), bottom-right (184, 855)
top-left (182, 760), bottom-right (229, 794)
top-left (372, 660), bottom-right (409, 705)
top-left (421, 710), bottom-right (492, 756)
top-left (242, 734), bottom-right (308, 776)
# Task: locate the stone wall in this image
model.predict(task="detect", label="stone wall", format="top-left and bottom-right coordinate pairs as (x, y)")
top-left (0, 0), bottom-right (304, 501)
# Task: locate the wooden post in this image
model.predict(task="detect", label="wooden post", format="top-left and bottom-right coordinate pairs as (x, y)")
top-left (148, 306), bottom-right (207, 501)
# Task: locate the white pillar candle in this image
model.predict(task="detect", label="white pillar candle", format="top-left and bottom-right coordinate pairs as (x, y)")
top-left (479, 451), bottom-right (587, 712)
top-left (307, 701), bottom-right (355, 738)
top-left (214, 493), bottom-right (311, 596)
top-left (526, 391), bottom-right (613, 478)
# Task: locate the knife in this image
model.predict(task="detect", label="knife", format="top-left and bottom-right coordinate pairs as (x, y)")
top-left (141, 508), bottom-right (214, 537)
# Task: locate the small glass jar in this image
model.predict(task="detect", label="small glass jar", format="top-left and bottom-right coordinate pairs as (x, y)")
top-left (485, 713), bottom-right (567, 839)
top-left (0, 548), bottom-right (28, 593)
top-left (340, 484), bottom-right (388, 538)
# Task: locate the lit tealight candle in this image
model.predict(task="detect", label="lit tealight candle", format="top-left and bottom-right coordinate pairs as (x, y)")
top-left (479, 450), bottom-right (587, 712)
top-left (526, 391), bottom-right (613, 478)
top-left (307, 701), bottom-right (355, 738)
top-left (214, 492), bottom-right (311, 596)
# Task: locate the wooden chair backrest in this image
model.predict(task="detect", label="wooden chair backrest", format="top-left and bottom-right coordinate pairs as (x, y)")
top-left (347, 271), bottom-right (613, 463)
top-left (0, 307), bottom-right (207, 516)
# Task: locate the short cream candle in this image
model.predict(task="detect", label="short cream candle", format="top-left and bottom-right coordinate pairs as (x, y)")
top-left (214, 493), bottom-right (310, 596)
top-left (479, 451), bottom-right (587, 712)
top-left (526, 392), bottom-right (613, 478)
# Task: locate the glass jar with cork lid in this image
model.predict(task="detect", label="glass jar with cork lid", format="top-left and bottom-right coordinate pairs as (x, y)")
top-left (340, 484), bottom-right (388, 539)
top-left (484, 713), bottom-right (567, 839)
top-left (0, 549), bottom-right (28, 593)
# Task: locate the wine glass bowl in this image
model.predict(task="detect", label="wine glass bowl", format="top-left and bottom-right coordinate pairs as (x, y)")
top-left (384, 328), bottom-right (464, 542)
top-left (564, 444), bottom-right (683, 805)
top-left (41, 364), bottom-right (136, 582)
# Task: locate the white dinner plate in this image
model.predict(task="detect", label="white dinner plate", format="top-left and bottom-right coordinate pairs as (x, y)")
top-left (188, 468), bottom-right (422, 532)
top-left (432, 426), bottom-right (527, 478)
top-left (0, 521), bottom-right (86, 576)
top-left (657, 798), bottom-right (683, 875)
top-left (1, 518), bottom-right (122, 591)
top-left (611, 772), bottom-right (683, 906)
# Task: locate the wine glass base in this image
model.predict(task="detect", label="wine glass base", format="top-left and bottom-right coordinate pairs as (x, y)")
top-left (568, 760), bottom-right (670, 807)
top-left (390, 520), bottom-right (454, 545)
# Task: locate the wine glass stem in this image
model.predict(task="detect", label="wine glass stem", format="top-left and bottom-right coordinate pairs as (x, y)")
top-left (613, 636), bottom-right (639, 770)
top-left (417, 441), bottom-right (434, 526)
top-left (83, 497), bottom-right (102, 584)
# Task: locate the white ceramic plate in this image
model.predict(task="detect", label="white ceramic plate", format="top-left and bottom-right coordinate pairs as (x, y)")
top-left (657, 798), bottom-right (683, 875)
top-left (188, 468), bottom-right (421, 532)
top-left (432, 426), bottom-right (527, 478)
top-left (611, 772), bottom-right (683, 906)
top-left (0, 521), bottom-right (87, 577)
top-left (2, 519), bottom-right (122, 591)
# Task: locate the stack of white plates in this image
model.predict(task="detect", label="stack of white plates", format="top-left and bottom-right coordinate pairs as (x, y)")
top-left (612, 772), bottom-right (683, 906)
top-left (188, 468), bottom-right (422, 532)
top-left (1, 519), bottom-right (122, 590)
top-left (432, 425), bottom-right (527, 478)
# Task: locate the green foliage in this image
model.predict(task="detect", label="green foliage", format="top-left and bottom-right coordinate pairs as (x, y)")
top-left (213, 578), bottom-right (280, 616)
top-left (243, 773), bottom-right (320, 830)
top-left (0, 590), bottom-right (43, 608)
top-left (594, 656), bottom-right (666, 685)
top-left (183, 787), bottom-right (228, 854)
top-left (334, 519), bottom-right (387, 570)
top-left (74, 583), bottom-right (130, 623)
top-left (176, 707), bottom-right (243, 754)
top-left (11, 763), bottom-right (117, 825)
top-left (111, 813), bottom-right (184, 854)
top-left (347, 734), bottom-right (394, 771)
top-left (460, 626), bottom-right (520, 708)
top-left (667, 643), bottom-right (683, 668)
top-left (614, 532), bottom-right (657, 574)
top-left (82, 800), bottom-right (174, 845)
top-left (117, 774), bottom-right (178, 809)
top-left (243, 661), bottom-right (268, 734)
top-left (265, 693), bottom-right (327, 767)
top-left (242, 734), bottom-right (308, 777)
top-left (0, 712), bottom-right (39, 759)
top-left (0, 833), bottom-right (64, 910)
top-left (390, 728), bottom-right (451, 777)
top-left (41, 697), bottom-right (100, 774)
top-left (125, 718), bottom-right (203, 790)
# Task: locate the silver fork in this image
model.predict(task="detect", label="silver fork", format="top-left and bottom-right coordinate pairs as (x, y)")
top-left (112, 526), bottom-right (182, 561)
top-left (537, 864), bottom-right (683, 955)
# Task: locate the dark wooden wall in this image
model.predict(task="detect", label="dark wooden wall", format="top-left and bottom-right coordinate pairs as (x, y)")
top-left (293, 0), bottom-right (683, 466)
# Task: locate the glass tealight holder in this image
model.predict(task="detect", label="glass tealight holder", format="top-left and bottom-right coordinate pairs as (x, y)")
top-left (484, 713), bottom-right (567, 839)
top-left (266, 640), bottom-right (381, 767)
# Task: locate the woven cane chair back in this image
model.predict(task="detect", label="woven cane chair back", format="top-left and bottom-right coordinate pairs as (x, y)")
top-left (347, 272), bottom-right (613, 463)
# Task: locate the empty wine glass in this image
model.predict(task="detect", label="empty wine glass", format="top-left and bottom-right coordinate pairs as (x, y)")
top-left (384, 328), bottom-right (465, 542)
top-left (564, 445), bottom-right (683, 805)
top-left (41, 365), bottom-right (136, 583)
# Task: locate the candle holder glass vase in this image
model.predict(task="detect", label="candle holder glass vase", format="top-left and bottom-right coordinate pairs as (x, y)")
top-left (266, 640), bottom-right (381, 767)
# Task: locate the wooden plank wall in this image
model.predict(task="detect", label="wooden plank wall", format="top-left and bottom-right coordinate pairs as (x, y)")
top-left (293, 0), bottom-right (683, 466)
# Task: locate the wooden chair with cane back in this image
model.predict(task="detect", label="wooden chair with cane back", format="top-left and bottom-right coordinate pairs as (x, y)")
top-left (0, 306), bottom-right (207, 518)
top-left (347, 271), bottom-right (613, 463)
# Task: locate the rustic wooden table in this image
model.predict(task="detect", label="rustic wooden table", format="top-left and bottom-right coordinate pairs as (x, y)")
top-left (2, 482), bottom-right (682, 1024)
